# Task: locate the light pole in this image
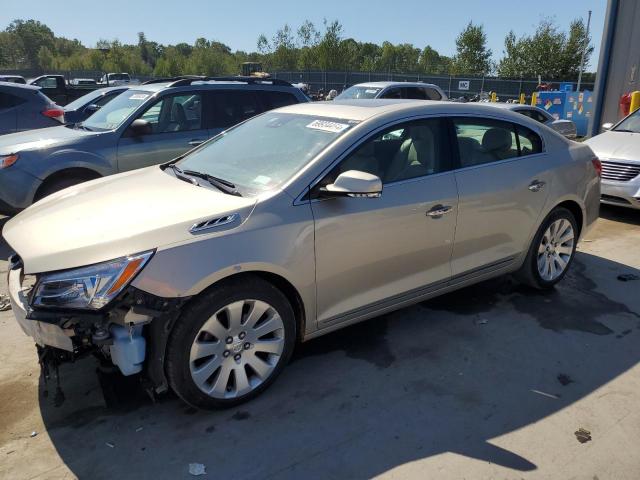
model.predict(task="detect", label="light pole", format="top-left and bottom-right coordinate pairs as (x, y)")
top-left (576, 10), bottom-right (592, 92)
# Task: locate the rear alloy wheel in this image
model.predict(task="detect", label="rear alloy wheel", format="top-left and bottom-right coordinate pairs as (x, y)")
top-left (166, 277), bottom-right (295, 409)
top-left (517, 207), bottom-right (578, 289)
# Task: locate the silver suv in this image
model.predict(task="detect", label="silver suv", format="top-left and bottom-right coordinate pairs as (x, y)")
top-left (4, 100), bottom-right (600, 409)
top-left (336, 81), bottom-right (447, 101)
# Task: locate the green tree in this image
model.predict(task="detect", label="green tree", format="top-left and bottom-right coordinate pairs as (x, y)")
top-left (6, 19), bottom-right (55, 67)
top-left (452, 21), bottom-right (493, 75)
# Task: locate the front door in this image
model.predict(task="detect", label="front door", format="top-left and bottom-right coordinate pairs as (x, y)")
top-left (450, 117), bottom-right (552, 276)
top-left (117, 92), bottom-right (207, 172)
top-left (311, 118), bottom-right (458, 325)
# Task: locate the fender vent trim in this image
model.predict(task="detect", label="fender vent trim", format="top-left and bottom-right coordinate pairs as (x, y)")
top-left (189, 213), bottom-right (240, 234)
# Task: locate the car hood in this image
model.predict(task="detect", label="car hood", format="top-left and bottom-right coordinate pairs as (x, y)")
top-left (584, 131), bottom-right (640, 162)
top-left (0, 125), bottom-right (97, 155)
top-left (3, 166), bottom-right (257, 274)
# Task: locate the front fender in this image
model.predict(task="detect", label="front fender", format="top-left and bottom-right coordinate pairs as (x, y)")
top-left (35, 149), bottom-right (115, 180)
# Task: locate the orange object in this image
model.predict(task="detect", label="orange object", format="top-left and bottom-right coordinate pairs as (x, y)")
top-left (620, 92), bottom-right (632, 118)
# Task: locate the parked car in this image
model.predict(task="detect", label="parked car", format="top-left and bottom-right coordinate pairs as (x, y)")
top-left (63, 86), bottom-right (129, 124)
top-left (69, 78), bottom-right (98, 86)
top-left (99, 73), bottom-right (138, 86)
top-left (3, 100), bottom-right (600, 409)
top-left (0, 76), bottom-right (308, 214)
top-left (488, 103), bottom-right (578, 139)
top-left (336, 81), bottom-right (448, 101)
top-left (29, 75), bottom-right (99, 106)
top-left (584, 108), bottom-right (640, 209)
top-left (0, 75), bottom-right (26, 84)
top-left (0, 82), bottom-right (64, 136)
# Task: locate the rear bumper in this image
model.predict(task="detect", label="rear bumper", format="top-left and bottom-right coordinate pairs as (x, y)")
top-left (601, 179), bottom-right (640, 210)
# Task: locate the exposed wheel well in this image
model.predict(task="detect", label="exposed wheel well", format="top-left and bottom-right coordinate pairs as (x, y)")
top-left (556, 200), bottom-right (584, 237)
top-left (35, 168), bottom-right (102, 201)
top-left (196, 271), bottom-right (306, 342)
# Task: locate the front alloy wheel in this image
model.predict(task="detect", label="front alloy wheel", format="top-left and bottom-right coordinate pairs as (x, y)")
top-left (166, 276), bottom-right (295, 409)
top-left (189, 299), bottom-right (285, 399)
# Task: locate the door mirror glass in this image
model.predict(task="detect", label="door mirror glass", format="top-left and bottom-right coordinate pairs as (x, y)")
top-left (601, 122), bottom-right (613, 131)
top-left (128, 118), bottom-right (152, 136)
top-left (322, 170), bottom-right (382, 198)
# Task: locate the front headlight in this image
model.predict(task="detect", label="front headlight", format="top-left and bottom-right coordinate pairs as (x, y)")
top-left (31, 251), bottom-right (154, 310)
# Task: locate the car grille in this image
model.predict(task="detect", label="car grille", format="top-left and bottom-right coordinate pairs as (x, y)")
top-left (601, 160), bottom-right (640, 182)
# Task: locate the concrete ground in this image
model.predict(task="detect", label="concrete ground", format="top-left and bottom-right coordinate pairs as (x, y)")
top-left (0, 205), bottom-right (639, 480)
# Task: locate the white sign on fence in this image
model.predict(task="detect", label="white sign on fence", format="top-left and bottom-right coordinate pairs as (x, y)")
top-left (458, 80), bottom-right (470, 91)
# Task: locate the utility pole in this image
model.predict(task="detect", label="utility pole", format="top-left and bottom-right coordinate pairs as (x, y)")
top-left (576, 9), bottom-right (592, 92)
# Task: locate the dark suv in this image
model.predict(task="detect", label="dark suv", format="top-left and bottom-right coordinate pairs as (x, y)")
top-left (0, 76), bottom-right (308, 213)
top-left (0, 82), bottom-right (65, 135)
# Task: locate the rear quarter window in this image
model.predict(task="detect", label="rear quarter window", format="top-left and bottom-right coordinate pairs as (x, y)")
top-left (515, 124), bottom-right (544, 156)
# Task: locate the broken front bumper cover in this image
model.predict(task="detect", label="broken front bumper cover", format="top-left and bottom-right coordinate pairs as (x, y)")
top-left (7, 257), bottom-right (188, 392)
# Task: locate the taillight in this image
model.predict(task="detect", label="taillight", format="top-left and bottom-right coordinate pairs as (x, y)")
top-left (42, 107), bottom-right (65, 124)
top-left (591, 157), bottom-right (602, 177)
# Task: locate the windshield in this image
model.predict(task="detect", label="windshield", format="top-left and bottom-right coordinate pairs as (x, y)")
top-left (176, 112), bottom-right (357, 194)
top-left (64, 89), bottom-right (104, 110)
top-left (614, 108), bottom-right (640, 133)
top-left (336, 86), bottom-right (383, 100)
top-left (82, 90), bottom-right (152, 131)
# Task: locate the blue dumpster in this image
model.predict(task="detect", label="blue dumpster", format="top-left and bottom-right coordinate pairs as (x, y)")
top-left (536, 90), bottom-right (594, 137)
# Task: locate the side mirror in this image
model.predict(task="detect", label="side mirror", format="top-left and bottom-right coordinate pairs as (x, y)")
top-left (127, 118), bottom-right (152, 137)
top-left (84, 104), bottom-right (100, 114)
top-left (322, 170), bottom-right (382, 198)
top-left (601, 122), bottom-right (613, 131)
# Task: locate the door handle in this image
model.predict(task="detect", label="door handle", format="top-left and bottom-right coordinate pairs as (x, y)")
top-left (528, 180), bottom-right (546, 192)
top-left (426, 204), bottom-right (453, 218)
top-left (189, 139), bottom-right (205, 146)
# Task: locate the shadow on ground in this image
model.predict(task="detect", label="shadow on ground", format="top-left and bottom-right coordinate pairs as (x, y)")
top-left (599, 204), bottom-right (640, 226)
top-left (35, 250), bottom-right (640, 479)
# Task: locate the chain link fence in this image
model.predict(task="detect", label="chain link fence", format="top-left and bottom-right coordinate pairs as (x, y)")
top-left (272, 71), bottom-right (595, 101)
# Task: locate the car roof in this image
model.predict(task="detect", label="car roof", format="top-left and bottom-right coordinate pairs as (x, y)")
top-left (129, 80), bottom-right (300, 94)
top-left (277, 99), bottom-right (538, 122)
top-left (0, 81), bottom-right (42, 91)
top-left (350, 81), bottom-right (441, 89)
top-left (487, 103), bottom-right (534, 110)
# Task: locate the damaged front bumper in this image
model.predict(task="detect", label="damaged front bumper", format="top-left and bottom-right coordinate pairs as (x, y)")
top-left (7, 256), bottom-right (188, 393)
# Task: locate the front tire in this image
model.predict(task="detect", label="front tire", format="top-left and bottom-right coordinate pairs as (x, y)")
top-left (166, 276), bottom-right (296, 409)
top-left (517, 207), bottom-right (578, 289)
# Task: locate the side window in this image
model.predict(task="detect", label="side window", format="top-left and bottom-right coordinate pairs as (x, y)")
top-left (453, 118), bottom-right (519, 167)
top-left (534, 111), bottom-right (549, 123)
top-left (380, 88), bottom-right (402, 99)
top-left (209, 91), bottom-right (260, 129)
top-left (326, 118), bottom-right (451, 185)
top-left (404, 87), bottom-right (427, 100)
top-left (516, 124), bottom-right (543, 156)
top-left (259, 91), bottom-right (298, 110)
top-left (0, 93), bottom-right (22, 109)
top-left (136, 93), bottom-right (203, 133)
top-left (515, 109), bottom-right (534, 119)
top-left (423, 87), bottom-right (442, 100)
top-left (34, 77), bottom-right (58, 89)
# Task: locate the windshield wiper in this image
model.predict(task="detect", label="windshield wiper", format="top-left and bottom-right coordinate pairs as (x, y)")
top-left (181, 169), bottom-right (241, 196)
top-left (613, 129), bottom-right (637, 133)
top-left (75, 122), bottom-right (93, 131)
top-left (165, 164), bottom-right (199, 186)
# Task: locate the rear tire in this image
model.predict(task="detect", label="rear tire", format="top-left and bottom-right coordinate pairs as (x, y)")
top-left (516, 207), bottom-right (578, 290)
top-left (166, 276), bottom-right (296, 410)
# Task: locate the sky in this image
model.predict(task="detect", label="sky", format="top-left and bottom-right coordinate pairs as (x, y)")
top-left (2, 0), bottom-right (607, 69)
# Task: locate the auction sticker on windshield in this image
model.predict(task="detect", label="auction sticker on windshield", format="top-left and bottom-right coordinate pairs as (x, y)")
top-left (306, 120), bottom-right (351, 133)
top-left (129, 93), bottom-right (149, 100)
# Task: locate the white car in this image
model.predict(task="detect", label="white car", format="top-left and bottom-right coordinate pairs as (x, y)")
top-left (584, 108), bottom-right (640, 210)
top-left (488, 103), bottom-right (577, 139)
top-left (337, 82), bottom-right (447, 101)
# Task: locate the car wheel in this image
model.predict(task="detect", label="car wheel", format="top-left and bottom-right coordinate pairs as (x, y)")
top-left (517, 207), bottom-right (578, 289)
top-left (35, 176), bottom-right (91, 202)
top-left (166, 276), bottom-right (296, 409)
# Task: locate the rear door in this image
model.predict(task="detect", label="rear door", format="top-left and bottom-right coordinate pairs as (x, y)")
top-left (449, 116), bottom-right (551, 276)
top-left (205, 90), bottom-right (262, 137)
top-left (0, 92), bottom-right (19, 134)
top-left (311, 118), bottom-right (458, 325)
top-left (117, 91), bottom-right (207, 171)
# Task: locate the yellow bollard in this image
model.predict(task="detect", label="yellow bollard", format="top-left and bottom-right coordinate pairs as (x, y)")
top-left (490, 91), bottom-right (497, 102)
top-left (630, 91), bottom-right (640, 114)
top-left (519, 93), bottom-right (525, 104)
top-left (531, 91), bottom-right (538, 106)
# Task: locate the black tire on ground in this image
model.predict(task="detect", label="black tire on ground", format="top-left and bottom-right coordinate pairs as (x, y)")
top-left (165, 276), bottom-right (296, 410)
top-left (35, 176), bottom-right (93, 202)
top-left (516, 206), bottom-right (578, 290)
